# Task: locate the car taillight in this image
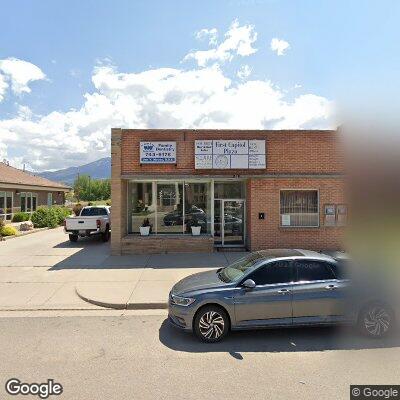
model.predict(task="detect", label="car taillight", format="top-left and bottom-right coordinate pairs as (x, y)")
top-left (96, 219), bottom-right (101, 228)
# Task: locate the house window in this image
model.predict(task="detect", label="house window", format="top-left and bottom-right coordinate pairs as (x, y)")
top-left (280, 190), bottom-right (319, 227)
top-left (47, 193), bottom-right (53, 207)
top-left (20, 192), bottom-right (38, 213)
top-left (0, 191), bottom-right (13, 220)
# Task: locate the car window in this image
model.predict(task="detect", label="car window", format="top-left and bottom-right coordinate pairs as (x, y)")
top-left (246, 261), bottom-right (292, 285)
top-left (295, 260), bottom-right (336, 282)
top-left (328, 261), bottom-right (346, 279)
top-left (219, 253), bottom-right (265, 282)
top-left (80, 208), bottom-right (107, 216)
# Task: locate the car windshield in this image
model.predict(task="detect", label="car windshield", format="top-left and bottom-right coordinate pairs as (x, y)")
top-left (80, 208), bottom-right (107, 216)
top-left (219, 253), bottom-right (265, 283)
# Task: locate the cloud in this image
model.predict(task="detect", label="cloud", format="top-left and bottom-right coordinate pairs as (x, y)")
top-left (0, 58), bottom-right (46, 98)
top-left (195, 28), bottom-right (218, 46)
top-left (237, 65), bottom-right (252, 79)
top-left (0, 73), bottom-right (7, 101)
top-left (184, 20), bottom-right (257, 67)
top-left (0, 24), bottom-right (334, 171)
top-left (270, 38), bottom-right (290, 56)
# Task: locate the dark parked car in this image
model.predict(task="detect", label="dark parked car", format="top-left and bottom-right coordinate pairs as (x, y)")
top-left (168, 249), bottom-right (396, 342)
top-left (163, 206), bottom-right (207, 226)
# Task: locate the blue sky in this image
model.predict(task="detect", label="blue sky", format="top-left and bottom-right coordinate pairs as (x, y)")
top-left (0, 0), bottom-right (399, 170)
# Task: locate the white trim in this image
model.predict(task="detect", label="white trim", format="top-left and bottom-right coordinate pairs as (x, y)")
top-left (0, 183), bottom-right (69, 192)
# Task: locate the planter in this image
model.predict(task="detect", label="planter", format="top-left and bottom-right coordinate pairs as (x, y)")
top-left (140, 226), bottom-right (150, 236)
top-left (191, 226), bottom-right (201, 236)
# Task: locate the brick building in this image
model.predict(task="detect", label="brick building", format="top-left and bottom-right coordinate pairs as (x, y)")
top-left (0, 162), bottom-right (70, 221)
top-left (111, 128), bottom-right (346, 255)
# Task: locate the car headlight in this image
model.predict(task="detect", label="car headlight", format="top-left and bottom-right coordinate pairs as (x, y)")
top-left (170, 294), bottom-right (196, 307)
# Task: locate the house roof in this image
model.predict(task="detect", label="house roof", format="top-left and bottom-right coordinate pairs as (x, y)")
top-left (0, 162), bottom-right (70, 191)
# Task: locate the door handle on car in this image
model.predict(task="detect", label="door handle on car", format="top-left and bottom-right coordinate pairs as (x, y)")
top-left (325, 284), bottom-right (338, 290)
top-left (277, 288), bottom-right (291, 295)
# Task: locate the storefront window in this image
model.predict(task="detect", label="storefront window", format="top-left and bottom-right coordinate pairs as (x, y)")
top-left (127, 181), bottom-right (212, 235)
top-left (184, 182), bottom-right (211, 234)
top-left (128, 182), bottom-right (155, 234)
top-left (157, 183), bottom-right (183, 234)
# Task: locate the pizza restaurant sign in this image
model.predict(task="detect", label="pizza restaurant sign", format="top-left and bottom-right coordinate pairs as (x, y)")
top-left (195, 140), bottom-right (266, 169)
top-left (140, 142), bottom-right (176, 164)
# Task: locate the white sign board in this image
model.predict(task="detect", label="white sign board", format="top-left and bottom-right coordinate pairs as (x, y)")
top-left (140, 142), bottom-right (176, 164)
top-left (195, 140), bottom-right (266, 169)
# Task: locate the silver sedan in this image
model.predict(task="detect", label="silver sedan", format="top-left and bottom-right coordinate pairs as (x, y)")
top-left (168, 249), bottom-right (396, 342)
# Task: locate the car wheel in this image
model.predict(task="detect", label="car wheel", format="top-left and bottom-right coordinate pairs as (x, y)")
top-left (101, 228), bottom-right (110, 242)
top-left (358, 302), bottom-right (394, 338)
top-left (69, 234), bottom-right (78, 242)
top-left (194, 305), bottom-right (229, 343)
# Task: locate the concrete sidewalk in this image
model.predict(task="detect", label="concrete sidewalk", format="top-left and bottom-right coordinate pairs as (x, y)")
top-left (0, 226), bottom-right (247, 310)
top-left (0, 266), bottom-right (216, 310)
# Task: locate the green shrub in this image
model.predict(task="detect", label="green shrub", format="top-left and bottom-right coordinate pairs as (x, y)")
top-left (12, 212), bottom-right (30, 222)
top-left (53, 206), bottom-right (71, 225)
top-left (31, 208), bottom-right (49, 228)
top-left (31, 206), bottom-right (70, 228)
top-left (0, 225), bottom-right (18, 236)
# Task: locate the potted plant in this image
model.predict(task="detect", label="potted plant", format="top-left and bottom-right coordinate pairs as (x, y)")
top-left (140, 218), bottom-right (151, 236)
top-left (190, 218), bottom-right (201, 236)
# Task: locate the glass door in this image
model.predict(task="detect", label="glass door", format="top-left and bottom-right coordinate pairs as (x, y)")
top-left (214, 199), bottom-right (245, 246)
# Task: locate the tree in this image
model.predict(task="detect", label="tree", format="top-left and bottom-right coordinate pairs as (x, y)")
top-left (73, 175), bottom-right (110, 201)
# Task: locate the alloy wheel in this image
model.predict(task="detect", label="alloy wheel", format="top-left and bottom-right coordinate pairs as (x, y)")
top-left (364, 306), bottom-right (391, 336)
top-left (199, 311), bottom-right (225, 340)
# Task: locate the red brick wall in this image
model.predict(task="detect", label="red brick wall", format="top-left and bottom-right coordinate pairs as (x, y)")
top-left (247, 178), bottom-right (345, 251)
top-left (120, 129), bottom-right (344, 176)
top-left (116, 129), bottom-right (345, 252)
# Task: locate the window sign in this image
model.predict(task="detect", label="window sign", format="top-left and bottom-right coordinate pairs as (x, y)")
top-left (140, 142), bottom-right (176, 164)
top-left (195, 140), bottom-right (266, 169)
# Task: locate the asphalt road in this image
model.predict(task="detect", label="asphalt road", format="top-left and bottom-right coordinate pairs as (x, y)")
top-left (1, 312), bottom-right (399, 400)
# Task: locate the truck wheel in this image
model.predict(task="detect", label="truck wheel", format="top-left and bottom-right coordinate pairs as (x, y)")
top-left (69, 234), bottom-right (78, 242)
top-left (101, 227), bottom-right (110, 242)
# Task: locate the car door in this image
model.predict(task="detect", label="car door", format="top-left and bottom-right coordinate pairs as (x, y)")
top-left (292, 259), bottom-right (347, 324)
top-left (233, 261), bottom-right (294, 327)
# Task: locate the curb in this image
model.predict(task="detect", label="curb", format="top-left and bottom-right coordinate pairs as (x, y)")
top-left (75, 286), bottom-right (168, 310)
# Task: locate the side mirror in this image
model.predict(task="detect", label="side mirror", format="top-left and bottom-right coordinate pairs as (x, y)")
top-left (242, 279), bottom-right (256, 289)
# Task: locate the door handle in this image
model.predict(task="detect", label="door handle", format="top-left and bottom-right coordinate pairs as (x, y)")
top-left (325, 284), bottom-right (338, 290)
top-left (277, 288), bottom-right (291, 295)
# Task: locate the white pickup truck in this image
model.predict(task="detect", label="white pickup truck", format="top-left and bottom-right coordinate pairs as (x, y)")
top-left (64, 206), bottom-right (111, 242)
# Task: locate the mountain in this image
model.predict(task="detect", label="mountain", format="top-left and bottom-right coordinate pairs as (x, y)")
top-left (37, 157), bottom-right (111, 185)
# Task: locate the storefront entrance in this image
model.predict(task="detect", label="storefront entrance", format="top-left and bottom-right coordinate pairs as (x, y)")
top-left (214, 199), bottom-right (245, 247)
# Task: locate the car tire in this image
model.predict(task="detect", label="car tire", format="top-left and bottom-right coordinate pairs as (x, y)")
top-left (194, 305), bottom-right (229, 343)
top-left (69, 234), bottom-right (78, 242)
top-left (101, 228), bottom-right (110, 242)
top-left (358, 302), bottom-right (394, 338)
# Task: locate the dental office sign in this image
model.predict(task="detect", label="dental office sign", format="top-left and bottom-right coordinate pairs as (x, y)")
top-left (195, 140), bottom-right (266, 169)
top-left (140, 142), bottom-right (176, 164)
